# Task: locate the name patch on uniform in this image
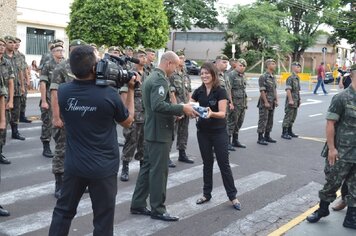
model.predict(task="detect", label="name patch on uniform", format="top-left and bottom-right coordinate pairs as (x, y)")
top-left (158, 86), bottom-right (165, 96)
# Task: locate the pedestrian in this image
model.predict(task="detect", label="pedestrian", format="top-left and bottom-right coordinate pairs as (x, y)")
top-left (281, 61), bottom-right (301, 139)
top-left (0, 38), bottom-right (14, 165)
top-left (130, 51), bottom-right (198, 222)
top-left (119, 49), bottom-right (146, 182)
top-left (257, 59), bottom-right (279, 145)
top-left (48, 45), bottom-right (135, 236)
top-left (191, 62), bottom-right (241, 210)
top-left (313, 62), bottom-right (328, 95)
top-left (306, 64), bottom-right (356, 229)
top-left (169, 49), bottom-right (194, 165)
top-left (227, 58), bottom-right (248, 148)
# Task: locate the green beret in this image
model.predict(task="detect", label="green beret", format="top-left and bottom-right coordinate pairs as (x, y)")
top-left (145, 48), bottom-right (156, 53)
top-left (176, 49), bottom-right (185, 56)
top-left (291, 61), bottom-right (301, 67)
top-left (216, 54), bottom-right (229, 61)
top-left (0, 38), bottom-right (6, 44)
top-left (15, 37), bottom-right (21, 43)
top-left (50, 43), bottom-right (63, 51)
top-left (53, 39), bottom-right (64, 44)
top-left (237, 58), bottom-right (247, 67)
top-left (350, 64), bottom-right (356, 72)
top-left (265, 58), bottom-right (276, 65)
top-left (69, 39), bottom-right (87, 47)
top-left (4, 35), bottom-right (16, 43)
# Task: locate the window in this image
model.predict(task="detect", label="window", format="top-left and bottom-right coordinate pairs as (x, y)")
top-left (26, 27), bottom-right (55, 55)
top-left (175, 32), bottom-right (224, 42)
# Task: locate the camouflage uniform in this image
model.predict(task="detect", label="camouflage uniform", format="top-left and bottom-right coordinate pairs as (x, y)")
top-left (227, 70), bottom-right (247, 137)
top-left (120, 69), bottom-right (146, 162)
top-left (169, 68), bottom-right (191, 151)
top-left (50, 59), bottom-right (75, 174)
top-left (257, 72), bottom-right (277, 133)
top-left (282, 72), bottom-right (301, 128)
top-left (144, 62), bottom-right (154, 78)
top-left (17, 51), bottom-right (28, 115)
top-left (39, 52), bottom-right (53, 70)
top-left (40, 58), bottom-right (61, 142)
top-left (318, 85), bottom-right (356, 206)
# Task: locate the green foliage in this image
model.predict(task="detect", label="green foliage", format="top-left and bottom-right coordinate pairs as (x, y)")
top-left (67, 0), bottom-right (169, 48)
top-left (164, 0), bottom-right (219, 31)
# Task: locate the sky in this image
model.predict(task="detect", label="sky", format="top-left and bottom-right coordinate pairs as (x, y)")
top-left (217, 0), bottom-right (256, 22)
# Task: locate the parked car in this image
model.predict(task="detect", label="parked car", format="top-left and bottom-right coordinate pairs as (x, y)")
top-left (323, 72), bottom-right (336, 84)
top-left (185, 60), bottom-right (200, 75)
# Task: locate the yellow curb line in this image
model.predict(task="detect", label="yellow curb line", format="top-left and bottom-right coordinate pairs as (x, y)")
top-left (268, 190), bottom-right (341, 236)
top-left (298, 136), bottom-right (326, 143)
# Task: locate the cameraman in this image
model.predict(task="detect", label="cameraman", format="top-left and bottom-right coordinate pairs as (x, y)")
top-left (48, 45), bottom-right (134, 236)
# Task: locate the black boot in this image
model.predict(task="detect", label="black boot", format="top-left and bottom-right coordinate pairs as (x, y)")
top-left (257, 133), bottom-right (268, 145)
top-left (281, 127), bottom-right (292, 140)
top-left (178, 149), bottom-right (194, 163)
top-left (307, 200), bottom-right (330, 223)
top-left (19, 112), bottom-right (32, 123)
top-left (120, 161), bottom-right (129, 182)
top-left (0, 205), bottom-right (10, 217)
top-left (168, 158), bottom-right (176, 168)
top-left (54, 174), bottom-right (63, 199)
top-left (232, 134), bottom-right (246, 148)
top-left (11, 124), bottom-right (25, 140)
top-left (0, 145), bottom-right (11, 164)
top-left (288, 127), bottom-right (299, 138)
top-left (227, 136), bottom-right (236, 151)
top-left (42, 141), bottom-right (54, 158)
top-left (343, 206), bottom-right (356, 229)
top-left (264, 132), bottom-right (277, 143)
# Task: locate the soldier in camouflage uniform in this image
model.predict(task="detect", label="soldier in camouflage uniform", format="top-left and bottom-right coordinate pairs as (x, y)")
top-left (169, 49), bottom-right (194, 164)
top-left (124, 46), bottom-right (134, 70)
top-left (145, 48), bottom-right (156, 77)
top-left (14, 37), bottom-right (32, 123)
top-left (307, 64), bottom-right (356, 229)
top-left (119, 49), bottom-right (146, 182)
top-left (281, 62), bottom-right (301, 140)
top-left (0, 37), bottom-right (14, 165)
top-left (257, 59), bottom-right (278, 145)
top-left (39, 39), bottom-right (63, 70)
top-left (215, 54), bottom-right (235, 151)
top-left (227, 58), bottom-right (248, 148)
top-left (226, 58), bottom-right (238, 74)
top-left (3, 36), bottom-right (26, 141)
top-left (50, 39), bottom-right (87, 198)
top-left (39, 43), bottom-right (64, 158)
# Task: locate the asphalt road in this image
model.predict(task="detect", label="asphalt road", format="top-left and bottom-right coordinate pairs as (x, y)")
top-left (0, 81), bottom-right (349, 236)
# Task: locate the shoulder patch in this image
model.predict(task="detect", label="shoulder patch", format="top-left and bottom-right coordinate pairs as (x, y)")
top-left (158, 86), bottom-right (165, 96)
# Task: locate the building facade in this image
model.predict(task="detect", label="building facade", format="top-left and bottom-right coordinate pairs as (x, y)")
top-left (0, 0), bottom-right (17, 37)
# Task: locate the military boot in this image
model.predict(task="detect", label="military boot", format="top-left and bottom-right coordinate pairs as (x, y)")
top-left (227, 136), bottom-right (236, 151)
top-left (168, 158), bottom-right (176, 168)
top-left (19, 112), bottom-right (32, 123)
top-left (11, 124), bottom-right (25, 140)
top-left (0, 145), bottom-right (11, 164)
top-left (281, 127), bottom-right (292, 140)
top-left (288, 127), bottom-right (299, 138)
top-left (178, 149), bottom-right (194, 163)
top-left (264, 132), bottom-right (277, 143)
top-left (42, 141), bottom-right (54, 158)
top-left (257, 133), bottom-right (268, 145)
top-left (120, 161), bottom-right (129, 182)
top-left (0, 205), bottom-right (10, 217)
top-left (54, 174), bottom-right (63, 199)
top-left (307, 200), bottom-right (330, 223)
top-left (232, 134), bottom-right (246, 148)
top-left (343, 206), bottom-right (356, 229)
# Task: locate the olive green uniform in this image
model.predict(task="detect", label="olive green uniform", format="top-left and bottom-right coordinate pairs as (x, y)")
top-left (282, 72), bottom-right (301, 128)
top-left (131, 68), bottom-right (184, 215)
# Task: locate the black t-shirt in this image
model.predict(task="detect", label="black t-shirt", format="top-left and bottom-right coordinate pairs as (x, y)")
top-left (58, 79), bottom-right (129, 179)
top-left (191, 85), bottom-right (228, 131)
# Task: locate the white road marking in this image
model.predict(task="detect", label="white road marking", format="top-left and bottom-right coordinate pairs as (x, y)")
top-left (240, 125), bottom-right (258, 131)
top-left (300, 99), bottom-right (322, 106)
top-left (308, 113), bottom-right (323, 118)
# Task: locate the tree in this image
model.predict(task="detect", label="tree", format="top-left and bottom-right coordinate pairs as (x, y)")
top-left (267, 0), bottom-right (342, 61)
top-left (164, 0), bottom-right (219, 31)
top-left (67, 0), bottom-right (169, 48)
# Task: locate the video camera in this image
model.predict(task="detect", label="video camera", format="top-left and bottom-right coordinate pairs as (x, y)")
top-left (95, 53), bottom-right (140, 88)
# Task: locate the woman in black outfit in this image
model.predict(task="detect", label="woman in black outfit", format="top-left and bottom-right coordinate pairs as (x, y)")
top-left (191, 62), bottom-right (241, 210)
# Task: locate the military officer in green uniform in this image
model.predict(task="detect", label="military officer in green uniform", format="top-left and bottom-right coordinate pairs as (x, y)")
top-left (281, 61), bottom-right (301, 140)
top-left (120, 49), bottom-right (146, 182)
top-left (307, 64), bottom-right (356, 229)
top-left (0, 37), bottom-right (14, 165)
top-left (50, 39), bottom-right (87, 198)
top-left (130, 51), bottom-right (198, 221)
top-left (227, 58), bottom-right (248, 148)
top-left (169, 49), bottom-right (194, 164)
top-left (257, 59), bottom-right (279, 145)
top-left (215, 54), bottom-right (235, 151)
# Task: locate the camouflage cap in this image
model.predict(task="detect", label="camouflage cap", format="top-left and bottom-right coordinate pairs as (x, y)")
top-left (4, 35), bottom-right (16, 43)
top-left (135, 47), bottom-right (147, 55)
top-left (145, 48), bottom-right (156, 53)
top-left (108, 46), bottom-right (122, 53)
top-left (69, 39), bottom-right (87, 47)
top-left (125, 46), bottom-right (133, 51)
top-left (229, 58), bottom-right (238, 62)
top-left (50, 43), bottom-right (63, 51)
top-left (0, 38), bottom-right (6, 44)
top-left (237, 58), bottom-right (247, 67)
top-left (89, 43), bottom-right (97, 48)
top-left (350, 64), bottom-right (356, 72)
top-left (53, 39), bottom-right (64, 44)
top-left (291, 61), bottom-right (301, 67)
top-left (265, 58), bottom-right (276, 65)
top-left (175, 49), bottom-right (185, 56)
top-left (15, 37), bottom-right (21, 43)
top-left (216, 54), bottom-right (229, 61)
